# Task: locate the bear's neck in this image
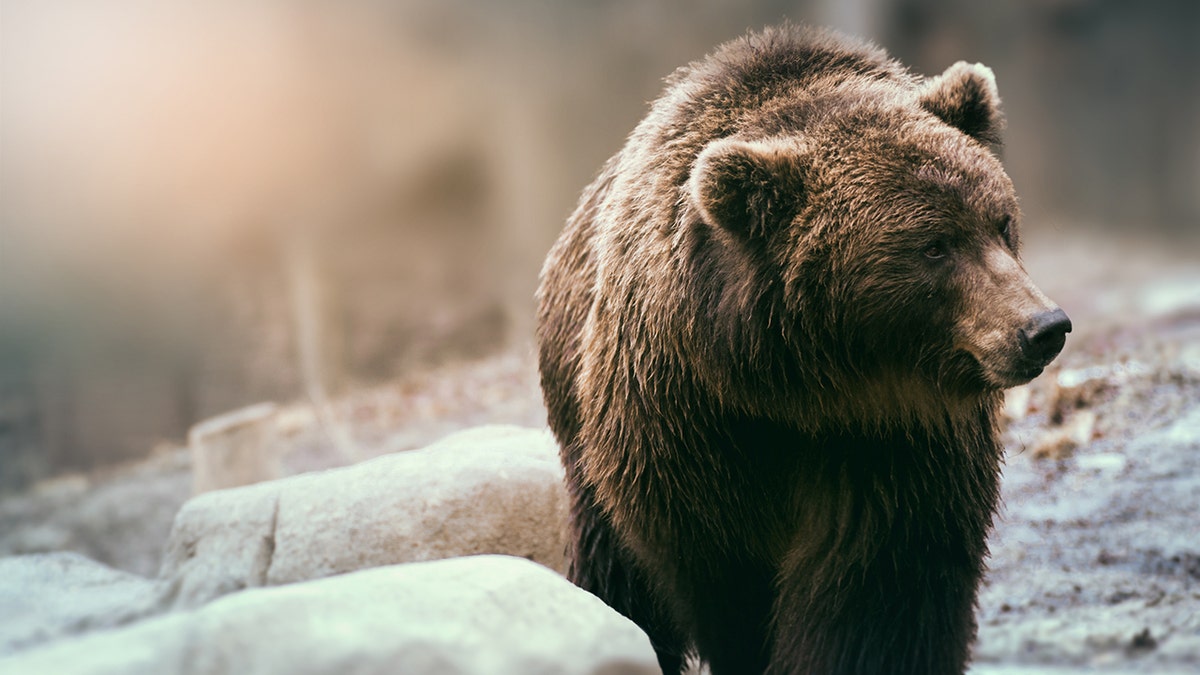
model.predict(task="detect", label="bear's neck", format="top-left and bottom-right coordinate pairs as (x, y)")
top-left (708, 395), bottom-right (1002, 551)
top-left (605, 384), bottom-right (1004, 566)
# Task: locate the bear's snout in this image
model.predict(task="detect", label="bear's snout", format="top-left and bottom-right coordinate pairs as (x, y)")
top-left (1018, 308), bottom-right (1071, 366)
top-left (955, 245), bottom-right (1069, 388)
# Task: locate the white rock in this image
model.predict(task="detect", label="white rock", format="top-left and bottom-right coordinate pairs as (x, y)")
top-left (157, 478), bottom-right (281, 608)
top-left (0, 555), bottom-right (659, 675)
top-left (160, 425), bottom-right (568, 609)
top-left (189, 402), bottom-right (283, 494)
top-left (0, 553), bottom-right (164, 656)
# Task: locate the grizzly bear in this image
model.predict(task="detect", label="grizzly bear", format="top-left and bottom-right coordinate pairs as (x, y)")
top-left (536, 25), bottom-right (1069, 675)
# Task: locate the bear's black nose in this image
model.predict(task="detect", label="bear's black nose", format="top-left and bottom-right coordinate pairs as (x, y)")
top-left (1020, 308), bottom-right (1072, 365)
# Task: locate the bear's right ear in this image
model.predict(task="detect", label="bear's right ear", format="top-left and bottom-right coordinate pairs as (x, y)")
top-left (919, 61), bottom-right (1005, 146)
top-left (689, 137), bottom-right (807, 239)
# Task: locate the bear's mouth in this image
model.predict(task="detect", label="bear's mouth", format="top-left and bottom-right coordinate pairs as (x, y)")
top-left (1000, 364), bottom-right (1046, 386)
top-left (953, 349), bottom-right (1044, 390)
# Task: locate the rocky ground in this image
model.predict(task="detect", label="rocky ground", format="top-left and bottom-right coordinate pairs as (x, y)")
top-left (0, 227), bottom-right (1197, 673)
top-left (973, 230), bottom-right (1200, 672)
top-left (979, 311), bottom-right (1200, 670)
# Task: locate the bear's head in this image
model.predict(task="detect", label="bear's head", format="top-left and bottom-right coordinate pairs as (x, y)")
top-left (688, 61), bottom-right (1069, 399)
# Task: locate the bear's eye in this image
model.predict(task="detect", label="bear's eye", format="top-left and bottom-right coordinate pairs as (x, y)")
top-left (923, 241), bottom-right (948, 260)
top-left (998, 215), bottom-right (1013, 241)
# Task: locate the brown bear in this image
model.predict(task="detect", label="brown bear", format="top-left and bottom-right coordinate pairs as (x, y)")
top-left (536, 25), bottom-right (1069, 675)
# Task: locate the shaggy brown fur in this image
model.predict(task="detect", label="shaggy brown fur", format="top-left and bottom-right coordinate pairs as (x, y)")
top-left (537, 25), bottom-right (1068, 675)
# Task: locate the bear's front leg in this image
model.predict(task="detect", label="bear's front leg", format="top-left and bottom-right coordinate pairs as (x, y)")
top-left (767, 547), bottom-right (981, 675)
top-left (658, 554), bottom-right (777, 675)
top-left (564, 474), bottom-right (690, 674)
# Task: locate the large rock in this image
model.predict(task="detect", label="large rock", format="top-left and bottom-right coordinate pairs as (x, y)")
top-left (160, 425), bottom-right (568, 608)
top-left (0, 555), bottom-right (659, 675)
top-left (0, 553), bottom-right (164, 656)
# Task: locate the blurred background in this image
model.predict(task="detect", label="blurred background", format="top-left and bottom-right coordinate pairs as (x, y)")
top-left (1, 0), bottom-right (1198, 491)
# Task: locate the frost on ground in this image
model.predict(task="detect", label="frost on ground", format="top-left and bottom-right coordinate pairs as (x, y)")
top-left (980, 320), bottom-right (1200, 670)
top-left (0, 228), bottom-right (1197, 672)
top-left (975, 230), bottom-right (1200, 672)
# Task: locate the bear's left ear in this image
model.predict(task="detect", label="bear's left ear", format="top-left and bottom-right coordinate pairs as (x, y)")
top-left (689, 137), bottom-right (807, 239)
top-left (919, 61), bottom-right (1005, 146)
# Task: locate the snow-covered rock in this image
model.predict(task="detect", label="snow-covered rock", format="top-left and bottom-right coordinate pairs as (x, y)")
top-left (0, 555), bottom-right (659, 675)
